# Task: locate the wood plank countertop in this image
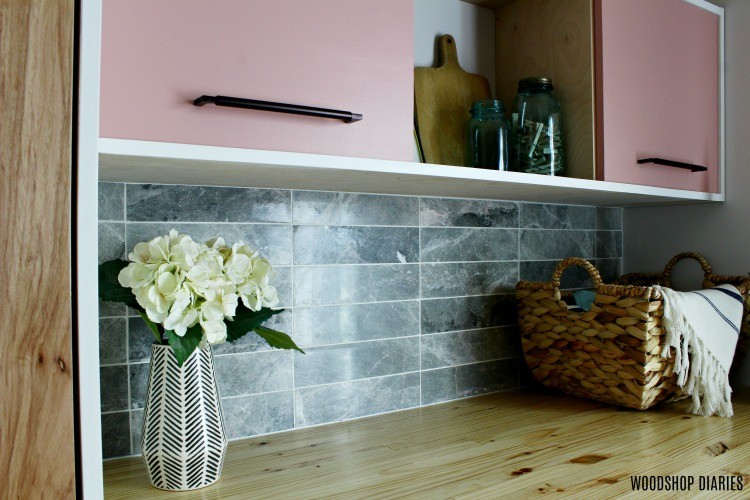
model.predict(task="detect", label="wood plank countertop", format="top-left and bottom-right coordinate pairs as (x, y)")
top-left (104, 389), bottom-right (750, 498)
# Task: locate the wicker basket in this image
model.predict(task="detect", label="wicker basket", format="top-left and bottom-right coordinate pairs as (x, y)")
top-left (615, 252), bottom-right (750, 382)
top-left (516, 254), bottom-right (750, 410)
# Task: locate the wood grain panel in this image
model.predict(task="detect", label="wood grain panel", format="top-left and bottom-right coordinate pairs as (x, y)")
top-left (104, 389), bottom-right (750, 498)
top-left (495, 0), bottom-right (596, 180)
top-left (0, 0), bottom-right (76, 497)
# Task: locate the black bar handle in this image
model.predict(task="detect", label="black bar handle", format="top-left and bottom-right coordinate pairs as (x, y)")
top-left (637, 157), bottom-right (708, 172)
top-left (193, 95), bottom-right (363, 123)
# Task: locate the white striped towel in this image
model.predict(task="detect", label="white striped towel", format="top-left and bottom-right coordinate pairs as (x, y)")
top-left (654, 284), bottom-right (744, 417)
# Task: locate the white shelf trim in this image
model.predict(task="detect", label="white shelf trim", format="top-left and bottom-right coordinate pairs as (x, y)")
top-left (99, 138), bottom-right (724, 206)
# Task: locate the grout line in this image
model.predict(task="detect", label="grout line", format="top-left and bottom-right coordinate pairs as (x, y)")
top-left (518, 203), bottom-right (523, 286)
top-left (297, 293), bottom-right (515, 310)
top-left (125, 313), bottom-right (133, 454)
top-left (217, 356), bottom-right (523, 401)
top-left (418, 195), bottom-right (423, 406)
top-left (209, 325), bottom-right (517, 354)
top-left (290, 190), bottom-right (297, 426)
top-left (101, 409), bottom-right (131, 416)
top-left (112, 220), bottom-right (621, 231)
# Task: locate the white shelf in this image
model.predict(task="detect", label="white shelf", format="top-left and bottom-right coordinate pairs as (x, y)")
top-left (98, 138), bottom-right (724, 207)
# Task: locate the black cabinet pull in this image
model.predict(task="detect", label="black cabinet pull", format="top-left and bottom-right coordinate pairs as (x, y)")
top-left (637, 157), bottom-right (708, 172)
top-left (193, 95), bottom-right (363, 123)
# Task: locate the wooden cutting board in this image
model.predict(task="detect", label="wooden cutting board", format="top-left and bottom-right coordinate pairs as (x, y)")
top-left (415, 34), bottom-right (492, 166)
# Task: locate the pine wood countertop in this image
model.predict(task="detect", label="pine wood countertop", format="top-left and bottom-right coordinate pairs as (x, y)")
top-left (103, 389), bottom-right (750, 498)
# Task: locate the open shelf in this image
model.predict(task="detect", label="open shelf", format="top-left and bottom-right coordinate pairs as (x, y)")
top-left (98, 138), bottom-right (724, 206)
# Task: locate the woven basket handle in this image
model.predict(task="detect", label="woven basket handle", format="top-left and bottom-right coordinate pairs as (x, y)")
top-left (662, 252), bottom-right (713, 285)
top-left (551, 257), bottom-right (604, 289)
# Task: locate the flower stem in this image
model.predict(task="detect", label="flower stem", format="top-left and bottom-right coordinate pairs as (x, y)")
top-left (137, 310), bottom-right (163, 344)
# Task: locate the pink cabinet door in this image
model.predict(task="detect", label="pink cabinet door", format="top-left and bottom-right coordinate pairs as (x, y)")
top-left (595, 0), bottom-right (720, 192)
top-left (100, 0), bottom-right (414, 162)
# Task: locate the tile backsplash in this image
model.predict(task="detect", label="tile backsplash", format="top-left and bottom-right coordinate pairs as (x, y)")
top-left (98, 182), bottom-right (623, 458)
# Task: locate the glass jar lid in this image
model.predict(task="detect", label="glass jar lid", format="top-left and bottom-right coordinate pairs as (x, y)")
top-left (470, 99), bottom-right (505, 113)
top-left (517, 77), bottom-right (554, 93)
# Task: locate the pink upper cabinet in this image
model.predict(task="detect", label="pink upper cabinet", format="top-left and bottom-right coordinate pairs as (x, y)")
top-left (100, 0), bottom-right (414, 161)
top-left (595, 0), bottom-right (720, 192)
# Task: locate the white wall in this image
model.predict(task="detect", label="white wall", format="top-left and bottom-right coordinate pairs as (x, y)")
top-left (624, 0), bottom-right (750, 382)
top-left (414, 0), bottom-right (496, 94)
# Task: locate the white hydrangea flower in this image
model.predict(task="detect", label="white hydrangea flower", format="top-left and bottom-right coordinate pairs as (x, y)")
top-left (118, 230), bottom-right (281, 346)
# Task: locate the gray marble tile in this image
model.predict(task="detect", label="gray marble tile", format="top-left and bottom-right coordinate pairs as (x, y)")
top-left (99, 318), bottom-right (127, 365)
top-left (596, 207), bottom-right (623, 230)
top-left (519, 230), bottom-right (595, 260)
top-left (596, 231), bottom-right (623, 258)
top-left (294, 373), bottom-right (420, 427)
top-left (126, 184), bottom-right (291, 223)
top-left (130, 410), bottom-right (144, 455)
top-left (294, 337), bottom-right (419, 388)
top-left (129, 362), bottom-right (150, 410)
top-left (100, 365), bottom-right (129, 412)
top-left (421, 358), bottom-right (521, 405)
top-left (221, 391), bottom-right (294, 440)
top-left (420, 198), bottom-right (518, 228)
top-left (293, 301), bottom-right (420, 347)
top-left (99, 182), bottom-right (125, 221)
top-left (420, 262), bottom-right (518, 298)
top-left (214, 351), bottom-right (293, 398)
top-left (99, 222), bottom-right (128, 317)
top-left (420, 228), bottom-right (518, 263)
top-left (126, 223), bottom-right (293, 266)
top-left (99, 222), bottom-right (126, 264)
top-left (293, 191), bottom-right (419, 226)
top-left (128, 318), bottom-right (157, 363)
top-left (100, 298), bottom-right (126, 318)
top-left (294, 264), bottom-right (419, 306)
top-left (595, 258), bottom-right (623, 283)
top-left (421, 294), bottom-right (516, 334)
top-left (101, 412), bottom-right (131, 459)
top-left (520, 203), bottom-right (595, 229)
top-left (273, 267), bottom-right (293, 308)
top-left (421, 327), bottom-right (521, 369)
top-left (293, 226), bottom-right (418, 265)
top-left (211, 310), bottom-right (292, 355)
top-left (519, 261), bottom-right (595, 289)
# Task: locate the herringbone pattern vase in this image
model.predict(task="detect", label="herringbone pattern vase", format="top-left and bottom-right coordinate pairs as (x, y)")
top-left (141, 344), bottom-right (228, 491)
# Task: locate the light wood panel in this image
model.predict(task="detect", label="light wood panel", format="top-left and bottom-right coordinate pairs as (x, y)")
top-left (495, 0), bottom-right (596, 181)
top-left (0, 0), bottom-right (76, 497)
top-left (104, 389), bottom-right (750, 498)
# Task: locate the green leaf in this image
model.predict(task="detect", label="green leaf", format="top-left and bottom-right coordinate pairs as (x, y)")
top-left (137, 310), bottom-right (163, 344)
top-left (98, 259), bottom-right (140, 309)
top-left (253, 326), bottom-right (305, 354)
top-left (165, 325), bottom-right (203, 366)
top-left (225, 304), bottom-right (285, 342)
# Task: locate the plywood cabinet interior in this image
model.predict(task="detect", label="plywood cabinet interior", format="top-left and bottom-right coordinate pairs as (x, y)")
top-left (493, 0), bottom-right (722, 192)
top-left (495, 0), bottom-right (595, 181)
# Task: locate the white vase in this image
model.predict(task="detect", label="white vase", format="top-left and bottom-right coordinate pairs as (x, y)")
top-left (141, 343), bottom-right (228, 491)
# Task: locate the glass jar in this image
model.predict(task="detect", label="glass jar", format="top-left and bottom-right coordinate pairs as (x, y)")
top-left (510, 77), bottom-right (564, 175)
top-left (465, 100), bottom-right (509, 170)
